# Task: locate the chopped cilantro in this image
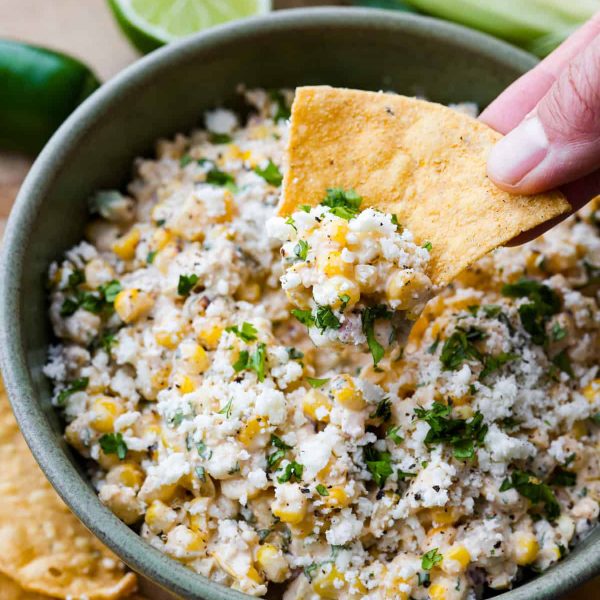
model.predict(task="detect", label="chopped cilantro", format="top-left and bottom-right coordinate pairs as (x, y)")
top-left (267, 449), bottom-right (286, 468)
top-left (268, 90), bottom-right (291, 122)
top-left (364, 445), bottom-right (393, 487)
top-left (439, 326), bottom-right (485, 371)
top-left (479, 351), bottom-right (519, 380)
top-left (277, 461), bottom-right (304, 483)
top-left (291, 308), bottom-right (315, 327)
top-left (179, 154), bottom-right (193, 167)
top-left (390, 214), bottom-right (402, 231)
top-left (57, 377), bottom-right (89, 406)
top-left (99, 280), bottom-right (122, 303)
top-left (362, 305), bottom-right (392, 366)
top-left (226, 322), bottom-right (258, 342)
top-left (258, 528), bottom-right (272, 542)
top-left (320, 188), bottom-right (362, 220)
top-left (316, 484), bottom-right (329, 496)
top-left (287, 347), bottom-right (304, 360)
top-left (306, 377), bottom-right (329, 388)
top-left (500, 470), bottom-right (560, 520)
top-left (421, 548), bottom-right (442, 571)
top-left (339, 294), bottom-right (351, 311)
top-left (285, 216), bottom-right (297, 231)
top-left (209, 132), bottom-right (233, 144)
top-left (427, 336), bottom-right (440, 355)
top-left (315, 305), bottom-right (341, 332)
top-left (196, 441), bottom-right (212, 459)
top-left (206, 167), bottom-right (235, 188)
top-left (177, 273), bottom-right (198, 296)
top-left (146, 250), bottom-right (157, 264)
top-left (414, 402), bottom-right (488, 460)
top-left (99, 331), bottom-right (117, 353)
top-left (551, 322), bottom-right (567, 341)
top-left (483, 304), bottom-right (502, 318)
top-left (60, 297), bottom-right (79, 317)
top-left (271, 434), bottom-right (292, 450)
top-left (299, 204), bottom-right (312, 213)
top-left (397, 470), bottom-right (416, 481)
top-left (250, 342), bottom-right (267, 382)
top-left (387, 426), bottom-right (404, 444)
top-left (551, 349), bottom-right (573, 378)
top-left (99, 433), bottom-right (128, 460)
top-left (195, 466), bottom-right (206, 481)
top-left (233, 350), bottom-right (249, 372)
top-left (218, 398), bottom-right (234, 418)
top-left (549, 467), bottom-right (576, 487)
top-left (254, 159), bottom-right (283, 186)
top-left (370, 398), bottom-right (392, 422)
top-left (501, 278), bottom-right (561, 345)
top-left (422, 241), bottom-right (433, 252)
top-left (67, 269), bottom-right (85, 288)
top-left (294, 239), bottom-right (309, 261)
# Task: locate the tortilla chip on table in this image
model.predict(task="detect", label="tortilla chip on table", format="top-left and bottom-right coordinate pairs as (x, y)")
top-left (281, 86), bottom-right (570, 286)
top-left (0, 380), bottom-right (138, 599)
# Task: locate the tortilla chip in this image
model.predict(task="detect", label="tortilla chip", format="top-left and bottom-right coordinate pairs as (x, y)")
top-left (0, 572), bottom-right (49, 600)
top-left (0, 382), bottom-right (137, 599)
top-left (280, 86), bottom-right (570, 286)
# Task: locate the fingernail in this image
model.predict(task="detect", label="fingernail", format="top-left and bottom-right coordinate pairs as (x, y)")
top-left (487, 115), bottom-right (549, 185)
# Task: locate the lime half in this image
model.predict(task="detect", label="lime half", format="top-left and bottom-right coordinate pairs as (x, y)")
top-left (108, 0), bottom-right (272, 53)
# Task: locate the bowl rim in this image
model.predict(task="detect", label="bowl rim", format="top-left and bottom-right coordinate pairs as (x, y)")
top-left (1, 6), bottom-right (597, 599)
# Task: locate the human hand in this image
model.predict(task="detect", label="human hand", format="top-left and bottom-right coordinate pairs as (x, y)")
top-left (480, 14), bottom-right (600, 243)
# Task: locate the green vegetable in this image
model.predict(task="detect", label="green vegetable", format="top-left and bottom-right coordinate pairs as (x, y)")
top-left (421, 548), bottom-right (443, 570)
top-left (206, 167), bottom-right (235, 187)
top-left (57, 377), bottom-right (89, 406)
top-left (99, 280), bottom-right (122, 303)
top-left (277, 461), bottom-right (304, 483)
top-left (291, 309), bottom-right (315, 327)
top-left (422, 241), bottom-right (433, 251)
top-left (551, 348), bottom-right (574, 378)
top-left (479, 351), bottom-right (519, 380)
top-left (549, 467), bottom-right (576, 487)
top-left (0, 40), bottom-right (99, 153)
top-left (294, 240), bottom-right (309, 261)
top-left (402, 0), bottom-right (599, 57)
top-left (364, 445), bottom-right (393, 487)
top-left (177, 273), bottom-right (198, 296)
top-left (269, 90), bottom-right (291, 122)
top-left (218, 398), bottom-right (233, 418)
top-left (362, 305), bottom-right (393, 366)
top-left (231, 343), bottom-right (267, 381)
top-left (414, 402), bottom-right (488, 460)
top-left (370, 398), bottom-right (392, 422)
top-left (500, 470), bottom-right (560, 520)
top-left (502, 278), bottom-right (561, 345)
top-left (209, 132), bottom-right (232, 144)
top-left (387, 426), bottom-right (404, 444)
top-left (315, 305), bottom-right (341, 332)
top-left (99, 432), bottom-right (128, 460)
top-left (320, 188), bottom-right (362, 220)
top-left (316, 484), bottom-right (329, 496)
top-left (306, 377), bottom-right (330, 388)
top-left (226, 322), bottom-right (258, 342)
top-left (439, 326), bottom-right (485, 370)
top-left (254, 159), bottom-right (283, 186)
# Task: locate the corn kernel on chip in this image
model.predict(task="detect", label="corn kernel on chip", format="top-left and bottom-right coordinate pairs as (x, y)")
top-left (0, 383), bottom-right (137, 599)
top-left (280, 86), bottom-right (570, 286)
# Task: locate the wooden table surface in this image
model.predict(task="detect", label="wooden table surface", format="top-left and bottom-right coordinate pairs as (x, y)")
top-left (0, 1), bottom-right (597, 599)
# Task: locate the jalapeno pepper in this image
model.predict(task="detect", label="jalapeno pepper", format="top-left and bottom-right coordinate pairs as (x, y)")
top-left (0, 39), bottom-right (100, 154)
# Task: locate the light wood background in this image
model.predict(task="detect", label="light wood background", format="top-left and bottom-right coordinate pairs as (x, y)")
top-left (0, 1), bottom-right (597, 599)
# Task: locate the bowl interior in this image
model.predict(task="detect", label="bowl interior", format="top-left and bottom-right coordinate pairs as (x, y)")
top-left (2, 7), bottom-right (597, 600)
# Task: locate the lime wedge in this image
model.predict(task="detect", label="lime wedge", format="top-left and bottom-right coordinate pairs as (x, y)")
top-left (108, 0), bottom-right (272, 53)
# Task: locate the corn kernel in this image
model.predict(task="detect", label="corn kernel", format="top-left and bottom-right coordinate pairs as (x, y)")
top-left (324, 486), bottom-right (350, 509)
top-left (238, 416), bottom-right (268, 447)
top-left (327, 220), bottom-right (348, 246)
top-left (155, 330), bottom-right (181, 349)
top-left (151, 227), bottom-right (172, 252)
top-left (175, 374), bottom-right (195, 395)
top-left (430, 507), bottom-right (458, 526)
top-left (454, 405), bottom-right (473, 420)
top-left (303, 389), bottom-right (332, 423)
top-left (442, 544), bottom-right (471, 573)
top-left (428, 582), bottom-right (447, 600)
top-left (108, 462), bottom-right (144, 489)
top-left (332, 375), bottom-right (365, 411)
top-left (90, 396), bottom-right (124, 433)
top-left (112, 227), bottom-right (140, 260)
top-left (385, 577), bottom-right (409, 600)
top-left (197, 323), bottom-right (223, 349)
top-left (571, 420), bottom-right (588, 440)
top-left (145, 500), bottom-right (177, 534)
top-left (179, 341), bottom-right (210, 375)
top-left (271, 484), bottom-right (307, 525)
top-left (313, 565), bottom-right (345, 599)
top-left (246, 566), bottom-right (264, 585)
top-left (512, 532), bottom-right (539, 566)
top-left (583, 380), bottom-right (599, 402)
top-left (237, 282), bottom-right (261, 302)
top-left (256, 544), bottom-right (289, 583)
top-left (317, 251), bottom-right (353, 278)
top-left (386, 269), bottom-right (431, 312)
top-left (114, 289), bottom-right (154, 323)
top-left (330, 278), bottom-right (360, 310)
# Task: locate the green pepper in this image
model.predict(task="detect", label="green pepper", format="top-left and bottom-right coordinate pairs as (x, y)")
top-left (0, 40), bottom-right (100, 154)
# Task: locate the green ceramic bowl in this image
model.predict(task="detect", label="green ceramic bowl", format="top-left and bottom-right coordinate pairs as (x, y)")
top-left (1, 7), bottom-right (597, 600)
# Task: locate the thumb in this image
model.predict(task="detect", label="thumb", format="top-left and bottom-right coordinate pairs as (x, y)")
top-left (487, 35), bottom-right (600, 195)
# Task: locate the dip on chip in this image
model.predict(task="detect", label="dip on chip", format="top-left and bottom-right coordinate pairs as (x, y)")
top-left (0, 382), bottom-right (137, 600)
top-left (280, 86), bottom-right (571, 286)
